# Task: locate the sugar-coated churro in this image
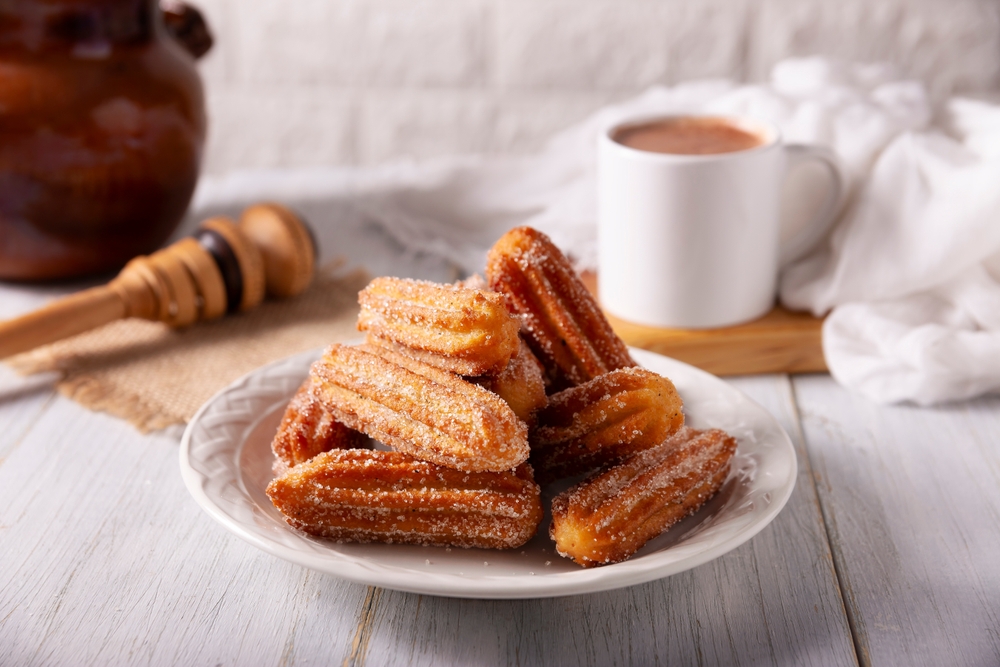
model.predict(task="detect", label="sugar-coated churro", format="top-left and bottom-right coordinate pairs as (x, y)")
top-left (529, 367), bottom-right (684, 483)
top-left (358, 276), bottom-right (520, 376)
top-left (271, 377), bottom-right (368, 475)
top-left (550, 427), bottom-right (737, 567)
top-left (486, 226), bottom-right (635, 391)
top-left (471, 340), bottom-right (547, 426)
top-left (267, 449), bottom-right (543, 549)
top-left (310, 343), bottom-right (529, 472)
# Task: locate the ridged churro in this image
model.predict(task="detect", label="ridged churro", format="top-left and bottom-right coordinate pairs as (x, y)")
top-left (310, 343), bottom-right (529, 472)
top-left (486, 226), bottom-right (635, 391)
top-left (271, 377), bottom-right (368, 475)
top-left (267, 449), bottom-right (543, 549)
top-left (550, 427), bottom-right (737, 567)
top-left (471, 340), bottom-right (547, 426)
top-left (530, 367), bottom-right (684, 483)
top-left (358, 276), bottom-right (520, 376)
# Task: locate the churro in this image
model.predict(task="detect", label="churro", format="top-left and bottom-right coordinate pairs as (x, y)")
top-left (471, 340), bottom-right (547, 426)
top-left (486, 226), bottom-right (635, 390)
top-left (267, 449), bottom-right (543, 549)
top-left (530, 367), bottom-right (684, 483)
top-left (358, 276), bottom-right (520, 376)
top-left (271, 377), bottom-right (368, 475)
top-left (550, 427), bottom-right (737, 567)
top-left (310, 343), bottom-right (529, 472)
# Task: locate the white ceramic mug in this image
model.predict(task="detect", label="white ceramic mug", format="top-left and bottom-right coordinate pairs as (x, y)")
top-left (597, 114), bottom-right (844, 329)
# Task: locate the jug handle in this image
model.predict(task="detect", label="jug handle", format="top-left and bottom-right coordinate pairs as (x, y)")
top-left (161, 1), bottom-right (214, 59)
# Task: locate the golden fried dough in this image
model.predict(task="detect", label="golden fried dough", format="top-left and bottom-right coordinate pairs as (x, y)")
top-left (358, 276), bottom-right (520, 376)
top-left (310, 343), bottom-right (529, 472)
top-left (267, 449), bottom-right (543, 549)
top-left (550, 427), bottom-right (736, 567)
top-left (271, 377), bottom-right (368, 475)
top-left (486, 226), bottom-right (635, 391)
top-left (471, 340), bottom-right (547, 426)
top-left (530, 367), bottom-right (684, 483)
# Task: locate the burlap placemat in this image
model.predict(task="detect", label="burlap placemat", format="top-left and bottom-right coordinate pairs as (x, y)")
top-left (7, 267), bottom-right (371, 433)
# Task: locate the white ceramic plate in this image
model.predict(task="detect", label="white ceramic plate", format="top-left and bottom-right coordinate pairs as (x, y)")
top-left (180, 347), bottom-right (796, 599)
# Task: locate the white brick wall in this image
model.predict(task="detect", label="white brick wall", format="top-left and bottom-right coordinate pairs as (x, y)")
top-left (194, 0), bottom-right (1000, 175)
top-left (751, 0), bottom-right (1000, 100)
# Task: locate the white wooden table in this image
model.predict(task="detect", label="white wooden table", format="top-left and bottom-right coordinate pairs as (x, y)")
top-left (2, 228), bottom-right (999, 667)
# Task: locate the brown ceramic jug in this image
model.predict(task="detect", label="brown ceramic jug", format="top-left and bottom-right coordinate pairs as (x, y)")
top-left (0, 0), bottom-right (211, 280)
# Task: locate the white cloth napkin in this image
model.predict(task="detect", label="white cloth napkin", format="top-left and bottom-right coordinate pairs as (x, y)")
top-left (808, 102), bottom-right (1000, 404)
top-left (190, 57), bottom-right (1000, 406)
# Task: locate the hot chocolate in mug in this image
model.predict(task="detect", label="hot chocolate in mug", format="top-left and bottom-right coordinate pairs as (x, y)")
top-left (597, 115), bottom-right (844, 329)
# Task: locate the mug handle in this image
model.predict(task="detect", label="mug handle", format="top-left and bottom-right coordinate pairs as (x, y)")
top-left (779, 144), bottom-right (846, 267)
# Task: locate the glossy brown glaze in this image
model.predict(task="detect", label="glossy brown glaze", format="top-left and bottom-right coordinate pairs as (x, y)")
top-left (0, 0), bottom-right (208, 280)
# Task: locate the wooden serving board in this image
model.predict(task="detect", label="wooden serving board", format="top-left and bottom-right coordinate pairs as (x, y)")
top-left (580, 272), bottom-right (827, 376)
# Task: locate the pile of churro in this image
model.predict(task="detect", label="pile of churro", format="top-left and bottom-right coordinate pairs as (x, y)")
top-left (265, 226), bottom-right (737, 567)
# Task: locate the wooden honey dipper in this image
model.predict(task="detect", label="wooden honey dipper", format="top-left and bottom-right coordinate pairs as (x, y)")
top-left (0, 203), bottom-right (316, 359)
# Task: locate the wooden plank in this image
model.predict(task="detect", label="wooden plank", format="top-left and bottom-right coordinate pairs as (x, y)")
top-left (358, 375), bottom-right (857, 667)
top-left (794, 374), bottom-right (1000, 666)
top-left (0, 366), bottom-right (57, 465)
top-left (580, 272), bottom-right (826, 376)
top-left (0, 392), bottom-right (370, 666)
